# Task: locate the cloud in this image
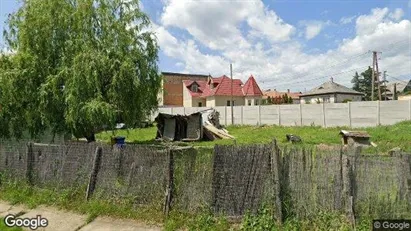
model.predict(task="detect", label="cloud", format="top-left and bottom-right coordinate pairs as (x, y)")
top-left (389, 8), bottom-right (404, 21)
top-left (300, 20), bottom-right (331, 40)
top-left (339, 15), bottom-right (356, 24)
top-left (356, 8), bottom-right (389, 35)
top-left (161, 0), bottom-right (295, 51)
top-left (155, 4), bottom-right (411, 92)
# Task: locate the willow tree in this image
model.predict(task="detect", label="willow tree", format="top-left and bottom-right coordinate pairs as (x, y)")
top-left (1, 0), bottom-right (161, 141)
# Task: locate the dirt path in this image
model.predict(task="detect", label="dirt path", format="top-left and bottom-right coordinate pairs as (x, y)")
top-left (0, 201), bottom-right (162, 231)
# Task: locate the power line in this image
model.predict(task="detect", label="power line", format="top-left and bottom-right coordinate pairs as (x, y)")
top-left (271, 65), bottom-right (369, 87)
top-left (264, 38), bottom-right (411, 86)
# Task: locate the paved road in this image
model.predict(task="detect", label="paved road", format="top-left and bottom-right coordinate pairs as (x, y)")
top-left (0, 201), bottom-right (162, 231)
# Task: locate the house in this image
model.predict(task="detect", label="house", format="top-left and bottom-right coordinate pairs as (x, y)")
top-left (159, 72), bottom-right (209, 107)
top-left (383, 80), bottom-right (411, 100)
top-left (263, 89), bottom-right (302, 104)
top-left (300, 78), bottom-right (363, 104)
top-left (182, 75), bottom-right (264, 107)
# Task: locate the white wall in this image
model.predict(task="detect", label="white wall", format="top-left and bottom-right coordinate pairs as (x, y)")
top-left (152, 100), bottom-right (411, 128)
top-left (183, 87), bottom-right (192, 107)
top-left (301, 93), bottom-right (362, 104)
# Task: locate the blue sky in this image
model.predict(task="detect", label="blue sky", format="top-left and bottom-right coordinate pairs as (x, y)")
top-left (1, 0), bottom-right (410, 92)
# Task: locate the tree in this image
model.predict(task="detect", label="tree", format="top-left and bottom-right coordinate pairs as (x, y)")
top-left (351, 72), bottom-right (361, 92)
top-left (0, 0), bottom-right (161, 141)
top-left (351, 67), bottom-right (379, 101)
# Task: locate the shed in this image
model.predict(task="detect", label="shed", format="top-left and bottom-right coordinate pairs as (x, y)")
top-left (339, 130), bottom-right (371, 146)
top-left (155, 109), bottom-right (234, 142)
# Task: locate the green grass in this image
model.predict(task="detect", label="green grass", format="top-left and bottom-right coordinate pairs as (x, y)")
top-left (96, 121), bottom-right (411, 153)
top-left (0, 218), bottom-right (23, 231)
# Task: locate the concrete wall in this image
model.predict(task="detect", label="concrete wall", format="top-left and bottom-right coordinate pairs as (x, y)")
top-left (212, 96), bottom-right (245, 107)
top-left (152, 100), bottom-right (411, 128)
top-left (183, 86), bottom-right (192, 107)
top-left (245, 97), bottom-right (263, 106)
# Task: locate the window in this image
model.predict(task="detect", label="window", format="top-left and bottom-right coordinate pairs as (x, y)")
top-left (323, 97), bottom-right (330, 103)
top-left (198, 102), bottom-right (202, 107)
top-left (191, 84), bottom-right (198, 92)
top-left (227, 100), bottom-right (231, 106)
top-left (255, 99), bottom-right (259, 105)
top-left (248, 100), bottom-right (252, 106)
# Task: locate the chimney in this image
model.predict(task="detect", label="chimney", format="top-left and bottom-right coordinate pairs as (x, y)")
top-left (330, 77), bottom-right (334, 82)
top-left (287, 89), bottom-right (290, 93)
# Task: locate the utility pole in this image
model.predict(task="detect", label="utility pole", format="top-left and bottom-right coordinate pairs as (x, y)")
top-left (383, 71), bottom-right (387, 101)
top-left (371, 51), bottom-right (382, 101)
top-left (230, 64), bottom-right (234, 125)
top-left (375, 52), bottom-right (382, 101)
top-left (371, 52), bottom-right (376, 101)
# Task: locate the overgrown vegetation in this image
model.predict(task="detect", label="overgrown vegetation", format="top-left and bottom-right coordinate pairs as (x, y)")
top-left (0, 217), bottom-right (23, 231)
top-left (97, 120), bottom-right (411, 153)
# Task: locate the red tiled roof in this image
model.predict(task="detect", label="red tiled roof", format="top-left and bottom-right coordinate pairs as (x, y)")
top-left (183, 75), bottom-right (262, 98)
top-left (243, 75), bottom-right (263, 96)
top-left (182, 80), bottom-right (208, 97)
top-left (264, 90), bottom-right (302, 99)
top-left (210, 75), bottom-right (244, 96)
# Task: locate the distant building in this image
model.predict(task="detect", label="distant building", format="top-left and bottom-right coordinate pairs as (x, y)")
top-left (300, 78), bottom-right (363, 104)
top-left (383, 80), bottom-right (411, 100)
top-left (159, 72), bottom-right (209, 107)
top-left (263, 89), bottom-right (302, 104)
top-left (182, 75), bottom-right (264, 107)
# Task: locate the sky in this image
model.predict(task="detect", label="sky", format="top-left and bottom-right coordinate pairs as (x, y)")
top-left (1, 0), bottom-right (410, 92)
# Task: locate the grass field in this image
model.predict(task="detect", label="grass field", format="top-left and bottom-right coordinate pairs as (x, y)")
top-left (97, 120), bottom-right (411, 153)
top-left (0, 217), bottom-right (23, 231)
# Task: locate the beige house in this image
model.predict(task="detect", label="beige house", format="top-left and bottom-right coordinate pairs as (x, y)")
top-left (183, 75), bottom-right (264, 107)
top-left (300, 79), bottom-right (364, 104)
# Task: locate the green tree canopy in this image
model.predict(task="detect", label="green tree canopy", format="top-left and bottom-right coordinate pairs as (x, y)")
top-left (0, 0), bottom-right (161, 141)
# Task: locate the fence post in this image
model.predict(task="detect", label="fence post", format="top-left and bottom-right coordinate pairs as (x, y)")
top-left (26, 142), bottom-right (34, 186)
top-left (271, 139), bottom-right (283, 223)
top-left (299, 103), bottom-right (303, 126)
top-left (348, 102), bottom-right (352, 128)
top-left (171, 107), bottom-right (174, 115)
top-left (86, 146), bottom-right (103, 201)
top-left (377, 101), bottom-right (380, 126)
top-left (408, 100), bottom-right (411, 120)
top-left (164, 148), bottom-right (175, 217)
top-left (278, 106), bottom-right (281, 126)
top-left (322, 103), bottom-right (326, 128)
top-left (342, 154), bottom-right (355, 227)
top-left (225, 106), bottom-right (228, 126)
top-left (258, 105), bottom-right (261, 125)
top-left (241, 106), bottom-right (244, 125)
top-left (183, 107), bottom-right (186, 115)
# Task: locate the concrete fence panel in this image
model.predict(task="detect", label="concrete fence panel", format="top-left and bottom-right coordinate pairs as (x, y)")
top-left (260, 105), bottom-right (280, 125)
top-left (242, 106), bottom-right (259, 125)
top-left (279, 105), bottom-right (301, 126)
top-left (325, 103), bottom-right (350, 127)
top-left (379, 100), bottom-right (410, 125)
top-left (301, 104), bottom-right (323, 126)
top-left (350, 101), bottom-right (378, 128)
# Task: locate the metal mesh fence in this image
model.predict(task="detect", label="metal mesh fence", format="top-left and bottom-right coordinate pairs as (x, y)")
top-left (0, 139), bottom-right (410, 222)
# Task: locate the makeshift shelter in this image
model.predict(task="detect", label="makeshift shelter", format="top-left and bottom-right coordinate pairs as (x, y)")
top-left (155, 109), bottom-right (234, 142)
top-left (339, 130), bottom-right (371, 146)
